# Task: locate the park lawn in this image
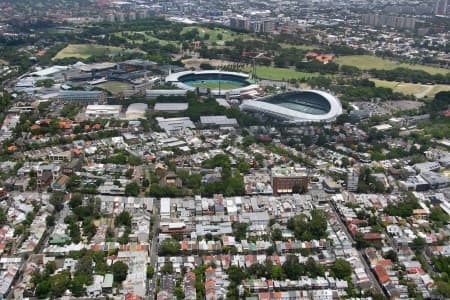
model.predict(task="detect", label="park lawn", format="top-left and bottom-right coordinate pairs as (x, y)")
top-left (53, 44), bottom-right (125, 60)
top-left (96, 81), bottom-right (133, 94)
top-left (394, 83), bottom-right (430, 96)
top-left (115, 31), bottom-right (180, 48)
top-left (372, 79), bottom-right (450, 98)
top-left (427, 85), bottom-right (450, 97)
top-left (335, 55), bottom-right (449, 75)
top-left (370, 79), bottom-right (399, 89)
top-left (243, 66), bottom-right (321, 80)
top-left (190, 82), bottom-right (244, 90)
top-left (181, 26), bottom-right (253, 44)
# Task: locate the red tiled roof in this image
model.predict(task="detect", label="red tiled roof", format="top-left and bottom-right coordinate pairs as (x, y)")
top-left (305, 52), bottom-right (319, 57)
top-left (378, 259), bottom-right (393, 266)
top-left (205, 281), bottom-right (216, 289)
top-left (407, 267), bottom-right (424, 274)
top-left (125, 293), bottom-right (141, 300)
top-left (374, 265), bottom-right (390, 283)
top-left (363, 233), bottom-right (382, 240)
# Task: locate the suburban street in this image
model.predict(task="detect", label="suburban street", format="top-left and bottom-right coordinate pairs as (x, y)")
top-left (148, 199), bottom-right (161, 298)
top-left (328, 199), bottom-right (387, 298)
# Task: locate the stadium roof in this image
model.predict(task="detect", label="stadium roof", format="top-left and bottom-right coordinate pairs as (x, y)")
top-left (240, 90), bottom-right (342, 123)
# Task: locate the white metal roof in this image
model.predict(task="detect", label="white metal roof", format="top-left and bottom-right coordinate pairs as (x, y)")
top-left (240, 90), bottom-right (342, 123)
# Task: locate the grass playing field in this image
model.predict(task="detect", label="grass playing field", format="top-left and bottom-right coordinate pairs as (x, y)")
top-left (280, 43), bottom-right (318, 50)
top-left (53, 44), bottom-right (125, 60)
top-left (96, 81), bottom-right (133, 94)
top-left (394, 83), bottom-right (430, 96)
top-left (115, 31), bottom-right (180, 48)
top-left (427, 85), bottom-right (450, 97)
top-left (243, 66), bottom-right (321, 80)
top-left (335, 55), bottom-right (449, 75)
top-left (371, 79), bottom-right (450, 98)
top-left (370, 79), bottom-right (399, 89)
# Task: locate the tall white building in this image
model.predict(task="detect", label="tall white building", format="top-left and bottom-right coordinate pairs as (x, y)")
top-left (435, 0), bottom-right (448, 15)
top-left (347, 170), bottom-right (359, 192)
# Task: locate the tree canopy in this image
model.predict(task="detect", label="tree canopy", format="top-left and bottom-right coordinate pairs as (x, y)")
top-left (112, 261), bottom-right (128, 283)
top-left (287, 209), bottom-right (328, 240)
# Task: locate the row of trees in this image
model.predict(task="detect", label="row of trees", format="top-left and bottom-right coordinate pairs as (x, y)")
top-left (227, 256), bottom-right (352, 283)
top-left (296, 61), bottom-right (339, 74)
top-left (369, 67), bottom-right (450, 84)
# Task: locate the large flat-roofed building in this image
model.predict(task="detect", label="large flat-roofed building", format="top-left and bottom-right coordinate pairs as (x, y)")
top-left (421, 172), bottom-right (450, 190)
top-left (199, 115), bottom-right (238, 127)
top-left (125, 103), bottom-right (148, 119)
top-left (398, 176), bottom-right (430, 192)
top-left (160, 198), bottom-right (171, 221)
top-left (156, 117), bottom-right (195, 136)
top-left (85, 105), bottom-right (122, 118)
top-left (414, 161), bottom-right (441, 173)
top-left (59, 90), bottom-right (106, 104)
top-left (271, 166), bottom-right (309, 195)
top-left (154, 103), bottom-right (188, 112)
top-left (145, 89), bottom-right (187, 99)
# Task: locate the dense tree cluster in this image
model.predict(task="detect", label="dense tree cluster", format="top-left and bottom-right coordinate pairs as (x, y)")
top-left (125, 182), bottom-right (140, 197)
top-left (384, 192), bottom-right (420, 218)
top-left (296, 61), bottom-right (339, 74)
top-left (101, 151), bottom-right (141, 166)
top-left (232, 222), bottom-right (249, 242)
top-left (357, 167), bottom-right (386, 194)
top-left (159, 238), bottom-right (181, 256)
top-left (32, 250), bottom-right (112, 298)
top-left (50, 191), bottom-right (65, 212)
top-left (287, 210), bottom-right (328, 241)
top-left (64, 197), bottom-right (101, 243)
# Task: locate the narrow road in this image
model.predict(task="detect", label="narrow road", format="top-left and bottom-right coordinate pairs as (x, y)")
top-left (7, 192), bottom-right (69, 299)
top-left (328, 199), bottom-right (387, 298)
top-left (148, 198), bottom-right (160, 299)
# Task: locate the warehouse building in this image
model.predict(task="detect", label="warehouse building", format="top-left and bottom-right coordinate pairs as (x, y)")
top-left (59, 90), bottom-right (106, 104)
top-left (125, 103), bottom-right (148, 119)
top-left (154, 103), bottom-right (188, 112)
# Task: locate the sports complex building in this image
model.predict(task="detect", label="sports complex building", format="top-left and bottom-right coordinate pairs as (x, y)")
top-left (240, 90), bottom-right (342, 124)
top-left (165, 70), bottom-right (260, 96)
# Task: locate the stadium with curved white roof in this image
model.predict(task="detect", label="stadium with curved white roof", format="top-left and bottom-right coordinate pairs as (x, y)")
top-left (165, 70), bottom-right (260, 96)
top-left (240, 90), bottom-right (342, 123)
